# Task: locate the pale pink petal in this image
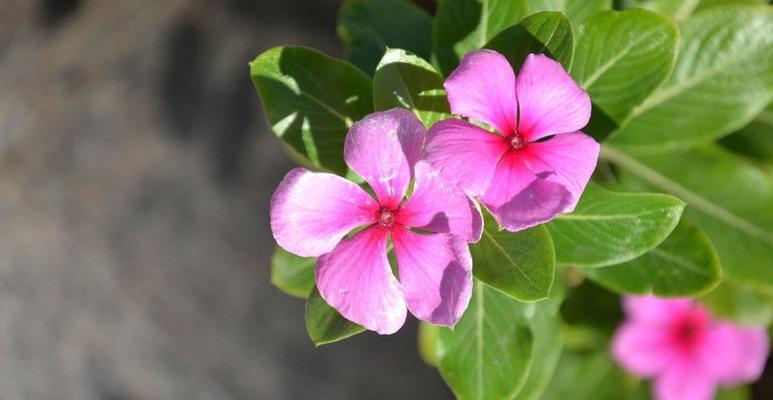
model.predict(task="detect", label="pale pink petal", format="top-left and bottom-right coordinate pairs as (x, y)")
top-left (515, 54), bottom-right (591, 141)
top-left (316, 226), bottom-right (407, 334)
top-left (397, 161), bottom-right (483, 243)
top-left (612, 322), bottom-right (675, 378)
top-left (623, 296), bottom-right (694, 326)
top-left (344, 108), bottom-right (425, 208)
top-left (392, 226), bottom-right (472, 327)
top-left (699, 323), bottom-right (769, 385)
top-left (444, 50), bottom-right (517, 135)
top-left (425, 119), bottom-right (509, 196)
top-left (654, 360), bottom-right (716, 400)
top-left (270, 168), bottom-right (378, 257)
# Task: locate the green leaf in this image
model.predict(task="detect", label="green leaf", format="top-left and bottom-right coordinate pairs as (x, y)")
top-left (570, 9), bottom-right (678, 130)
top-left (418, 321), bottom-right (440, 366)
top-left (471, 211), bottom-right (555, 301)
top-left (270, 247), bottom-right (316, 298)
top-left (564, 0), bottom-right (612, 24)
top-left (634, 0), bottom-right (701, 20)
top-left (305, 286), bottom-right (365, 346)
top-left (701, 280), bottom-right (773, 326)
top-left (585, 218), bottom-right (721, 296)
top-left (250, 47), bottom-right (373, 175)
top-left (372, 48), bottom-right (452, 127)
top-left (484, 12), bottom-right (574, 71)
top-left (720, 105), bottom-right (773, 166)
top-left (547, 183), bottom-right (684, 268)
top-left (608, 6), bottom-right (773, 151)
top-left (541, 351), bottom-right (649, 400)
top-left (338, 0), bottom-right (433, 76)
top-left (437, 280), bottom-right (535, 400)
top-left (513, 283), bottom-right (565, 400)
top-left (605, 144), bottom-right (773, 293)
top-left (697, 0), bottom-right (768, 11)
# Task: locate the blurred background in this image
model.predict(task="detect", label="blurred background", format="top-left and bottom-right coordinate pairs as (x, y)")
top-left (0, 1), bottom-right (770, 399)
top-left (0, 0), bottom-right (453, 398)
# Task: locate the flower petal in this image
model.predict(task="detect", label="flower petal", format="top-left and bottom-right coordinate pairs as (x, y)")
top-left (622, 296), bottom-right (693, 326)
top-left (654, 361), bottom-right (716, 400)
top-left (316, 226), bottom-right (407, 334)
top-left (444, 50), bottom-right (517, 135)
top-left (699, 323), bottom-right (769, 385)
top-left (344, 108), bottom-right (425, 208)
top-left (515, 54), bottom-right (591, 141)
top-left (612, 322), bottom-right (675, 378)
top-left (398, 161), bottom-right (483, 243)
top-left (392, 226), bottom-right (472, 327)
top-left (425, 119), bottom-right (508, 196)
top-left (270, 168), bottom-right (378, 257)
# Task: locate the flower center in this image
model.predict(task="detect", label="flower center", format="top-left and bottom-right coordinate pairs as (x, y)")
top-left (509, 132), bottom-right (526, 150)
top-left (377, 207), bottom-right (397, 228)
top-left (670, 308), bottom-right (709, 352)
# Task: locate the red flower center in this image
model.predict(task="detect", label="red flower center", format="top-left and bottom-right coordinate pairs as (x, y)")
top-left (377, 207), bottom-right (397, 228)
top-left (670, 308), bottom-right (709, 353)
top-left (508, 132), bottom-right (526, 151)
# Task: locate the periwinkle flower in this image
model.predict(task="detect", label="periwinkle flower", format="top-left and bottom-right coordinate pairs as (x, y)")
top-left (425, 50), bottom-right (600, 232)
top-left (271, 109), bottom-right (482, 334)
top-left (612, 296), bottom-right (769, 400)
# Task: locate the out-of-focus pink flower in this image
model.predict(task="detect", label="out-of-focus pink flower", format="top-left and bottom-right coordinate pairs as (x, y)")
top-left (270, 108), bottom-right (482, 334)
top-left (425, 50), bottom-right (599, 232)
top-left (612, 296), bottom-right (769, 400)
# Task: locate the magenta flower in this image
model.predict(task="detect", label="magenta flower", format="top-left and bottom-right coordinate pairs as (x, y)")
top-left (270, 109), bottom-right (482, 334)
top-left (425, 50), bottom-right (600, 231)
top-left (612, 296), bottom-right (769, 400)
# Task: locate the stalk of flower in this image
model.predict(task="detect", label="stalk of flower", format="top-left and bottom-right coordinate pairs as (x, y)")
top-left (270, 108), bottom-right (482, 335)
top-left (425, 50), bottom-right (600, 232)
top-left (612, 296), bottom-right (769, 400)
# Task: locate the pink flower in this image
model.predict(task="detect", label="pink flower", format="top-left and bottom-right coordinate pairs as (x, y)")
top-left (425, 50), bottom-right (600, 231)
top-left (270, 108), bottom-right (482, 334)
top-left (612, 296), bottom-right (769, 400)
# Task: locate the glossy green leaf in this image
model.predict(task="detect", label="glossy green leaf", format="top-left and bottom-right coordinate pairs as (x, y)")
top-left (250, 47), bottom-right (373, 175)
top-left (437, 280), bottom-right (535, 400)
top-left (585, 219), bottom-right (721, 296)
top-left (471, 211), bottom-right (555, 301)
top-left (372, 49), bottom-right (452, 127)
top-left (305, 286), bottom-right (365, 346)
top-left (570, 9), bottom-right (678, 129)
top-left (338, 0), bottom-right (433, 76)
top-left (609, 6), bottom-right (773, 151)
top-left (606, 144), bottom-right (773, 293)
top-left (270, 247), bottom-right (316, 298)
top-left (547, 183), bottom-right (684, 268)
top-left (418, 322), bottom-right (440, 366)
top-left (701, 280), bottom-right (773, 326)
top-left (484, 12), bottom-right (573, 71)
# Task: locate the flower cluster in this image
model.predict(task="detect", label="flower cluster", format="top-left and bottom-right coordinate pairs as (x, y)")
top-left (270, 50), bottom-right (599, 333)
top-left (613, 296), bottom-right (769, 400)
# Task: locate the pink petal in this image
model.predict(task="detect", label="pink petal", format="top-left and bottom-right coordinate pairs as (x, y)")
top-left (425, 119), bottom-right (509, 196)
top-left (699, 322), bottom-right (769, 386)
top-left (444, 50), bottom-right (517, 135)
top-left (622, 296), bottom-right (694, 326)
top-left (392, 226), bottom-right (473, 327)
top-left (654, 360), bottom-right (716, 400)
top-left (482, 132), bottom-right (599, 231)
top-left (612, 322), bottom-right (674, 378)
top-left (344, 109), bottom-right (425, 208)
top-left (515, 54), bottom-right (591, 141)
top-left (397, 161), bottom-right (483, 243)
top-left (270, 168), bottom-right (378, 257)
top-left (316, 226), bottom-right (407, 334)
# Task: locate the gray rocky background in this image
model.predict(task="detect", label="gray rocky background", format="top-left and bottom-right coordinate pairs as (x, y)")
top-left (0, 0), bottom-right (454, 398)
